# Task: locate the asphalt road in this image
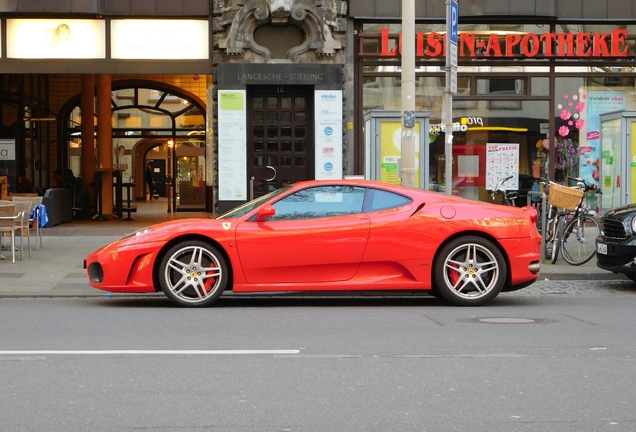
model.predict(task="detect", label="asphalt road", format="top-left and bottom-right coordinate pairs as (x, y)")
top-left (1, 282), bottom-right (636, 432)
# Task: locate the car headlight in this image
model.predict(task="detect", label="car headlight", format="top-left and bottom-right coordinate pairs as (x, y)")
top-left (121, 227), bottom-right (152, 240)
top-left (631, 218), bottom-right (636, 234)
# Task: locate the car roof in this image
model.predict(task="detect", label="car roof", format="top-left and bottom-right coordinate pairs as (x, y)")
top-left (290, 179), bottom-right (418, 193)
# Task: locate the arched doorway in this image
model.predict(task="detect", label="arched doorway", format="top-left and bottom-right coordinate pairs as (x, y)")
top-left (59, 79), bottom-right (207, 212)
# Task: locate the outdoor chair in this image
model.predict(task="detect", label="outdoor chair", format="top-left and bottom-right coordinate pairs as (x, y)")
top-left (0, 200), bottom-right (31, 261)
top-left (0, 204), bottom-right (21, 263)
top-left (11, 196), bottom-right (43, 249)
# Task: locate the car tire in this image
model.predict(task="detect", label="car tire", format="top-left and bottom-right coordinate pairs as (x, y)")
top-left (434, 236), bottom-right (507, 306)
top-left (158, 240), bottom-right (228, 307)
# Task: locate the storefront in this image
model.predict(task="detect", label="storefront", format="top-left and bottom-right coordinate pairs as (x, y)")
top-left (0, 1), bottom-right (213, 213)
top-left (212, 1), bottom-right (350, 214)
top-left (5, 1), bottom-right (636, 217)
top-left (352, 0), bottom-right (636, 207)
top-left (0, 0), bottom-right (352, 216)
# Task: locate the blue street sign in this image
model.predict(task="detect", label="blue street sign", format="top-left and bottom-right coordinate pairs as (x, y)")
top-left (450, 0), bottom-right (459, 45)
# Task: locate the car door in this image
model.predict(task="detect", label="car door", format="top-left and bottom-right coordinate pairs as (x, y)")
top-left (361, 187), bottom-right (428, 263)
top-left (234, 185), bottom-right (369, 284)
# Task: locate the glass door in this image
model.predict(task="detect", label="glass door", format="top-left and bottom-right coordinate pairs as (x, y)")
top-left (598, 111), bottom-right (636, 213)
top-left (247, 85), bottom-right (313, 199)
top-left (175, 136), bottom-right (206, 211)
top-left (600, 117), bottom-right (622, 213)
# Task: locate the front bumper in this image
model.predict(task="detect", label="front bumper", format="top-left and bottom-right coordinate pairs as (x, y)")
top-left (596, 235), bottom-right (636, 275)
top-left (84, 240), bottom-right (164, 293)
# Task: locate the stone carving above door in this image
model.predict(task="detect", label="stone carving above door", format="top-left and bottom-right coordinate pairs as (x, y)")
top-left (217, 0), bottom-right (345, 62)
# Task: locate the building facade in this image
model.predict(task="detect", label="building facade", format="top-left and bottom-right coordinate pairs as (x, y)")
top-left (1, 1), bottom-right (636, 215)
top-left (352, 0), bottom-right (636, 211)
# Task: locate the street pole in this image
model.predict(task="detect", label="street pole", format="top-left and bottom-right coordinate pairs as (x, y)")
top-left (400, 0), bottom-right (416, 188)
top-left (444, 0), bottom-right (453, 194)
top-left (445, 0), bottom-right (458, 195)
top-left (167, 139), bottom-right (173, 213)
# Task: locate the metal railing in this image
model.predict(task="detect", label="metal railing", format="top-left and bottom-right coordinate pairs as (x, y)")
top-left (527, 190), bottom-right (547, 261)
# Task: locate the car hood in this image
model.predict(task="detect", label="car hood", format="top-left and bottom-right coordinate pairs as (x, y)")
top-left (602, 203), bottom-right (636, 221)
top-left (146, 217), bottom-right (232, 238)
top-left (106, 217), bottom-right (231, 247)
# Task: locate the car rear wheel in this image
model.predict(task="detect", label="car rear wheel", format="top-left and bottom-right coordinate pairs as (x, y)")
top-left (434, 236), bottom-right (507, 306)
top-left (158, 240), bottom-right (228, 307)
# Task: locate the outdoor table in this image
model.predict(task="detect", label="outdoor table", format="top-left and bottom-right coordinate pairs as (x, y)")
top-left (92, 169), bottom-right (112, 221)
top-left (112, 169), bottom-right (124, 218)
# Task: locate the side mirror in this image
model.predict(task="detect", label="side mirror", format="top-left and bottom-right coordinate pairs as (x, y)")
top-left (257, 205), bottom-right (276, 222)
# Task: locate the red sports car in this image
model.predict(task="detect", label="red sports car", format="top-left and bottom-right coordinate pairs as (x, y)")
top-left (85, 180), bottom-right (541, 307)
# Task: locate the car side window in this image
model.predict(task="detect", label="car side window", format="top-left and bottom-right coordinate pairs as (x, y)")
top-left (365, 188), bottom-right (412, 212)
top-left (271, 185), bottom-right (366, 220)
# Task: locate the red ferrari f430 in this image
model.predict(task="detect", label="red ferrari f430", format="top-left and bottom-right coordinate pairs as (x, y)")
top-left (85, 180), bottom-right (541, 306)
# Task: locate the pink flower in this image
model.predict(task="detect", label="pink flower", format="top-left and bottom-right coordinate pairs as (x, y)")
top-left (562, 94), bottom-right (568, 100)
top-left (568, 102), bottom-right (573, 107)
top-left (573, 95), bottom-right (578, 101)
top-left (558, 125), bottom-right (570, 136)
top-left (575, 119), bottom-right (585, 129)
top-left (560, 109), bottom-right (571, 120)
top-left (568, 121), bottom-right (573, 126)
top-left (542, 138), bottom-right (550, 150)
top-left (583, 94), bottom-right (587, 100)
top-left (576, 102), bottom-right (585, 112)
top-left (592, 170), bottom-right (599, 180)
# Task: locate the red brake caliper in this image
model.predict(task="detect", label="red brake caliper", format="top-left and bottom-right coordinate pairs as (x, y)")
top-left (448, 262), bottom-right (461, 287)
top-left (203, 267), bottom-right (217, 292)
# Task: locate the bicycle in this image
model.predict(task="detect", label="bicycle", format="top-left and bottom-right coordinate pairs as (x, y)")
top-left (527, 178), bottom-right (561, 260)
top-left (546, 177), bottom-right (602, 266)
top-left (535, 179), bottom-right (561, 263)
top-left (489, 175), bottom-right (518, 206)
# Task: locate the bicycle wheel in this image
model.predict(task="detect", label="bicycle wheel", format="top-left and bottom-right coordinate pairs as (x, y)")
top-left (560, 214), bottom-right (601, 265)
top-left (550, 217), bottom-right (563, 264)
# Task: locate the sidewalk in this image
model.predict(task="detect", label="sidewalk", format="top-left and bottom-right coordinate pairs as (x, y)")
top-left (0, 199), bottom-right (622, 299)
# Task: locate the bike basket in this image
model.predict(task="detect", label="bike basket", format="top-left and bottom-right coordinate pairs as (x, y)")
top-left (548, 183), bottom-right (584, 210)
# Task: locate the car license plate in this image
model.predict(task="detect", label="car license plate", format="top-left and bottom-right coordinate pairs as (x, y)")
top-left (597, 243), bottom-right (608, 255)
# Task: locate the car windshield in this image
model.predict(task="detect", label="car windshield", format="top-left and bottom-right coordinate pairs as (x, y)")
top-left (216, 186), bottom-right (293, 219)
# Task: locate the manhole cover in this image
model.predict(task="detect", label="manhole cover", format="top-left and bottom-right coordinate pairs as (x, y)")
top-left (479, 318), bottom-right (536, 324)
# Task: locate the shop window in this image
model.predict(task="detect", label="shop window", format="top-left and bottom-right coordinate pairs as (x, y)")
top-left (605, 77), bottom-right (620, 86)
top-left (531, 77), bottom-right (550, 96)
top-left (477, 78), bottom-right (525, 95)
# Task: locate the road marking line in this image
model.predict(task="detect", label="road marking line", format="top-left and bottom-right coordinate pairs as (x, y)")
top-left (0, 350), bottom-right (300, 355)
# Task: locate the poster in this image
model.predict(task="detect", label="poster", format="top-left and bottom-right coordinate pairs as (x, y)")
top-left (379, 121), bottom-right (421, 186)
top-left (485, 143), bottom-right (519, 190)
top-left (581, 90), bottom-right (626, 186)
top-left (7, 19), bottom-right (105, 59)
top-left (315, 90), bottom-right (343, 180)
top-left (0, 139), bottom-right (16, 161)
top-left (218, 90), bottom-right (247, 201)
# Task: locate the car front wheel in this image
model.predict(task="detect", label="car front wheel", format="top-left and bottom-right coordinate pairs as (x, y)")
top-left (434, 236), bottom-right (507, 306)
top-left (158, 240), bottom-right (228, 307)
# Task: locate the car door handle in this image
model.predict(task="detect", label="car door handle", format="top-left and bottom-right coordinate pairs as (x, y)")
top-left (266, 166), bottom-right (276, 181)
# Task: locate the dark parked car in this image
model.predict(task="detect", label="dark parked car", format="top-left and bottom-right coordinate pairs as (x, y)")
top-left (596, 203), bottom-right (636, 281)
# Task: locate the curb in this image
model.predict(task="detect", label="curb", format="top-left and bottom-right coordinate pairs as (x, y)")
top-left (538, 272), bottom-right (624, 281)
